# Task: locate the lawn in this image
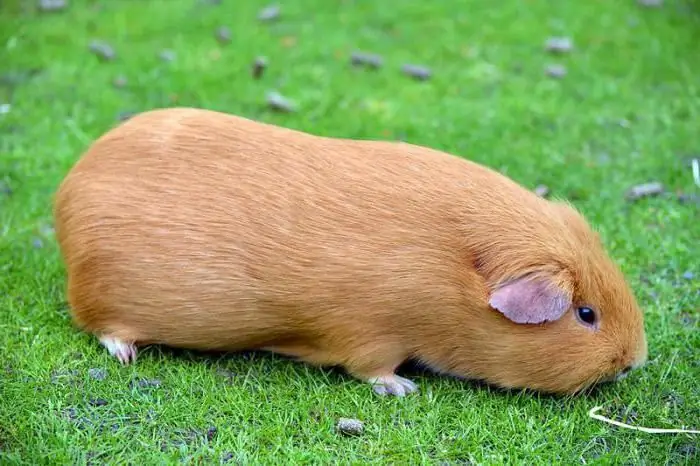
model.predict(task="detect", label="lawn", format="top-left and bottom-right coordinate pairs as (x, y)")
top-left (1, 0), bottom-right (699, 464)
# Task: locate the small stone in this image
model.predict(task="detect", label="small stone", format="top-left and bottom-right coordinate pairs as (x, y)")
top-left (88, 368), bottom-right (107, 381)
top-left (131, 377), bottom-right (162, 389)
top-left (638, 0), bottom-right (663, 7)
top-left (677, 193), bottom-right (699, 205)
top-left (266, 91), bottom-right (296, 112)
top-left (534, 184), bottom-right (550, 197)
top-left (215, 26), bottom-right (231, 44)
top-left (258, 4), bottom-right (280, 21)
top-left (159, 49), bottom-right (176, 62)
top-left (625, 182), bottom-right (664, 201)
top-left (401, 64), bottom-right (431, 81)
top-left (89, 398), bottom-right (108, 407)
top-left (89, 40), bottom-right (116, 61)
top-left (545, 64), bottom-right (567, 79)
top-left (545, 37), bottom-right (573, 54)
top-left (112, 75), bottom-right (128, 88)
top-left (252, 56), bottom-right (268, 79)
top-left (0, 103), bottom-right (10, 115)
top-left (38, 0), bottom-right (67, 12)
top-left (336, 417), bottom-right (364, 436)
top-left (350, 51), bottom-right (384, 69)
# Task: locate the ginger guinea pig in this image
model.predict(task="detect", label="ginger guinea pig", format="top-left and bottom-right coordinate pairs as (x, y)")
top-left (53, 107), bottom-right (648, 396)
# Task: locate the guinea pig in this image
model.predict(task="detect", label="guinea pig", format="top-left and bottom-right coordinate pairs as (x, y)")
top-left (53, 107), bottom-right (648, 397)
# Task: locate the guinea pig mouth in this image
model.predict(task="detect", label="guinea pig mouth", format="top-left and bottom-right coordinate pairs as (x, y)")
top-left (598, 366), bottom-right (632, 384)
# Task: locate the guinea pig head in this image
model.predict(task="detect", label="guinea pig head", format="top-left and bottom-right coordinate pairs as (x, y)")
top-left (470, 202), bottom-right (648, 395)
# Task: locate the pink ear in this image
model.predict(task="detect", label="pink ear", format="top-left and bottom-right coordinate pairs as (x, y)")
top-left (488, 275), bottom-right (572, 324)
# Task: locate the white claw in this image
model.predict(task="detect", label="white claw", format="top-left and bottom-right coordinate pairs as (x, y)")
top-left (368, 375), bottom-right (419, 397)
top-left (99, 335), bottom-right (137, 365)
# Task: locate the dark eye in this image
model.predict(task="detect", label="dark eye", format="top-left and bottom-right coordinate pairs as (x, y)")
top-left (577, 307), bottom-right (597, 326)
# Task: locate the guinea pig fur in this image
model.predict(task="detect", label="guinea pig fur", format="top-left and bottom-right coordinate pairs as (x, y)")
top-left (53, 107), bottom-right (648, 397)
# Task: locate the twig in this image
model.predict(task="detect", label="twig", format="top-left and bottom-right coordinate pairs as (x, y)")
top-left (588, 406), bottom-right (700, 434)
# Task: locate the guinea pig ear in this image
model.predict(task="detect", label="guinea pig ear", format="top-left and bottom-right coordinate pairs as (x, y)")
top-left (488, 274), bottom-right (573, 325)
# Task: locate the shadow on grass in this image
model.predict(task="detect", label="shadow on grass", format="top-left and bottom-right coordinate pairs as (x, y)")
top-left (132, 342), bottom-right (619, 403)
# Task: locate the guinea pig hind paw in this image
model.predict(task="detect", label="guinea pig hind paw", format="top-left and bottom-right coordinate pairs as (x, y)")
top-left (368, 375), bottom-right (418, 397)
top-left (99, 335), bottom-right (137, 365)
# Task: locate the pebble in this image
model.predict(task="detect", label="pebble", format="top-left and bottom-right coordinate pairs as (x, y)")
top-left (401, 64), bottom-right (431, 81)
top-left (159, 49), bottom-right (176, 62)
top-left (112, 75), bottom-right (128, 88)
top-left (266, 91), bottom-right (296, 112)
top-left (545, 37), bottom-right (573, 54)
top-left (38, 0), bottom-right (68, 12)
top-left (677, 193), bottom-right (699, 205)
top-left (350, 51), bottom-right (384, 69)
top-left (252, 56), bottom-right (268, 79)
top-left (336, 417), bottom-right (364, 436)
top-left (258, 5), bottom-right (280, 22)
top-left (625, 182), bottom-right (664, 201)
top-left (534, 184), bottom-right (550, 197)
top-left (89, 40), bottom-right (116, 61)
top-left (131, 377), bottom-right (162, 389)
top-left (545, 64), bottom-right (567, 79)
top-left (215, 26), bottom-right (231, 44)
top-left (638, 0), bottom-right (663, 7)
top-left (88, 368), bottom-right (107, 381)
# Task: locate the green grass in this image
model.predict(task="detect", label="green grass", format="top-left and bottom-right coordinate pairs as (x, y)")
top-left (1, 0), bottom-right (699, 463)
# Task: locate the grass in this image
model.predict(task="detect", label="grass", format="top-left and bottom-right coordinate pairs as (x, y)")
top-left (1, 0), bottom-right (699, 463)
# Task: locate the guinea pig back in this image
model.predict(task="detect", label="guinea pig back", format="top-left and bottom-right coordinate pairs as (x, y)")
top-left (53, 107), bottom-right (647, 396)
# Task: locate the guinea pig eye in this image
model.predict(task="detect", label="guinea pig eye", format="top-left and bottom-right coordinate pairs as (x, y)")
top-left (576, 307), bottom-right (597, 326)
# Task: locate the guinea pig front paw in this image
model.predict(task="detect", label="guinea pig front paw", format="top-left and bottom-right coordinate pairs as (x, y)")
top-left (99, 335), bottom-right (138, 365)
top-left (367, 375), bottom-right (419, 397)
